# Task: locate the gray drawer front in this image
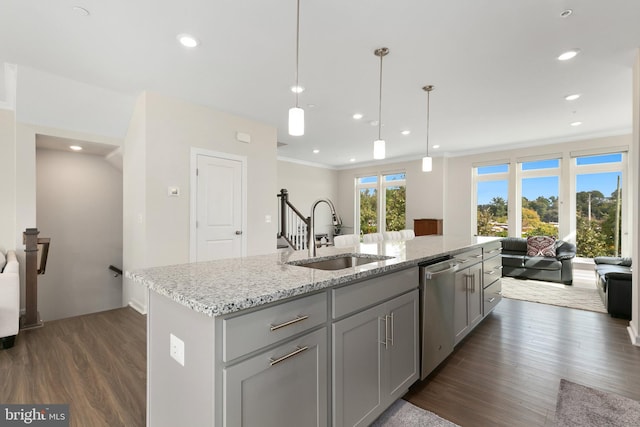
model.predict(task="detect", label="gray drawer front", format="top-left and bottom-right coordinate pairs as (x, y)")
top-left (484, 279), bottom-right (502, 315)
top-left (452, 248), bottom-right (483, 267)
top-left (332, 267), bottom-right (418, 319)
top-left (483, 254), bottom-right (503, 287)
top-left (222, 292), bottom-right (327, 362)
top-left (483, 242), bottom-right (502, 257)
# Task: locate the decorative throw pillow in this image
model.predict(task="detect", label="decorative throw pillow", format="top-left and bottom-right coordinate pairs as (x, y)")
top-left (526, 236), bottom-right (556, 257)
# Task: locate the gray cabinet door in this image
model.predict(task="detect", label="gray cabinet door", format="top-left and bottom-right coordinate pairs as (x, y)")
top-left (467, 263), bottom-right (483, 328)
top-left (454, 263), bottom-right (484, 345)
top-left (332, 304), bottom-right (385, 427)
top-left (385, 290), bottom-right (419, 399)
top-left (224, 327), bottom-right (327, 427)
top-left (453, 268), bottom-right (470, 344)
top-left (332, 290), bottom-right (419, 427)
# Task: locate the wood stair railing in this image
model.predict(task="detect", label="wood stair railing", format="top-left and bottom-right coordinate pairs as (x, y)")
top-left (277, 189), bottom-right (310, 250)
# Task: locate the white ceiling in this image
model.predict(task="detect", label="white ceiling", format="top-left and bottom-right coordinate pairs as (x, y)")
top-left (2, 0), bottom-right (640, 168)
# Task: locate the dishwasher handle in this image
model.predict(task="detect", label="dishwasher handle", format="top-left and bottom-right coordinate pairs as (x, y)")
top-left (424, 263), bottom-right (458, 279)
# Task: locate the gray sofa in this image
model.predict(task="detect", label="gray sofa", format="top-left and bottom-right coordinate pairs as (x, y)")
top-left (594, 257), bottom-right (632, 319)
top-left (501, 237), bottom-right (576, 285)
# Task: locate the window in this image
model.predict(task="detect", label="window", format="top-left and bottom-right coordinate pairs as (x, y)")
top-left (475, 164), bottom-right (509, 237)
top-left (355, 172), bottom-right (406, 235)
top-left (356, 176), bottom-right (378, 234)
top-left (519, 159), bottom-right (560, 238)
top-left (574, 153), bottom-right (624, 257)
top-left (383, 173), bottom-right (406, 232)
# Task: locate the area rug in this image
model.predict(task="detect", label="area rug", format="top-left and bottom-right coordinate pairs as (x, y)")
top-left (555, 379), bottom-right (640, 426)
top-left (371, 399), bottom-right (459, 427)
top-left (501, 277), bottom-right (607, 314)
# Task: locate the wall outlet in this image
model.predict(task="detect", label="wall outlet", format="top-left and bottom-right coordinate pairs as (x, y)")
top-left (170, 333), bottom-right (185, 366)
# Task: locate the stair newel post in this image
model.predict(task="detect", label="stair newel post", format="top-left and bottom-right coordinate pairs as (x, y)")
top-left (22, 228), bottom-right (43, 329)
top-left (279, 189), bottom-right (288, 239)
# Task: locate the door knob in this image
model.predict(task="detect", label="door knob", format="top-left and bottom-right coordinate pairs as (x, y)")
top-left (235, 230), bottom-right (243, 235)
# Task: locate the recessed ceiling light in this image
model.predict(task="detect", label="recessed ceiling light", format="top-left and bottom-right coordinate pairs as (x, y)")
top-left (401, 130), bottom-right (411, 135)
top-left (177, 34), bottom-right (199, 48)
top-left (570, 121), bottom-right (583, 127)
top-left (565, 94), bottom-right (581, 101)
top-left (72, 6), bottom-right (90, 16)
top-left (290, 85), bottom-right (305, 94)
top-left (69, 145), bottom-right (83, 151)
top-left (432, 145), bottom-right (440, 149)
top-left (349, 158), bottom-right (356, 162)
top-left (307, 103), bottom-right (316, 108)
top-left (560, 9), bottom-right (573, 18)
top-left (558, 49), bottom-right (580, 61)
top-left (312, 149), bottom-right (320, 154)
top-left (352, 113), bottom-right (363, 120)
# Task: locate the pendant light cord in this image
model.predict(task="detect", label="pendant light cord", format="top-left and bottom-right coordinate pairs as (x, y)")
top-left (295, 0), bottom-right (300, 108)
top-left (426, 89), bottom-right (430, 157)
top-left (378, 52), bottom-right (383, 140)
top-left (423, 85), bottom-right (434, 157)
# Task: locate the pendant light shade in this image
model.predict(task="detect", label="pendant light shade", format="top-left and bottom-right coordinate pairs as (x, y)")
top-left (373, 139), bottom-right (385, 159)
top-left (422, 85), bottom-right (435, 172)
top-left (288, 0), bottom-right (304, 136)
top-left (288, 107), bottom-right (304, 136)
top-left (422, 156), bottom-right (432, 172)
top-left (373, 47), bottom-right (389, 159)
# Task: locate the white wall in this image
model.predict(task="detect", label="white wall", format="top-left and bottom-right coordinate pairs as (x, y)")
top-left (123, 92), bottom-right (278, 311)
top-left (36, 148), bottom-right (123, 321)
top-left (336, 157), bottom-right (445, 234)
top-left (0, 109), bottom-right (16, 253)
top-left (630, 51), bottom-right (639, 345)
top-left (277, 160), bottom-right (339, 236)
top-left (15, 65), bottom-right (135, 138)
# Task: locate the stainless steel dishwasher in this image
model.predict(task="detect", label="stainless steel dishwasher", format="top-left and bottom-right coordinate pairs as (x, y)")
top-left (419, 257), bottom-right (459, 379)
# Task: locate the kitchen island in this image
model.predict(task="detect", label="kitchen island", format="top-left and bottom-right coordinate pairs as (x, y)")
top-left (128, 235), bottom-right (500, 427)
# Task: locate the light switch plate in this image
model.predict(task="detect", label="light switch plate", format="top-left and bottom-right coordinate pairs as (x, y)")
top-left (168, 186), bottom-right (180, 197)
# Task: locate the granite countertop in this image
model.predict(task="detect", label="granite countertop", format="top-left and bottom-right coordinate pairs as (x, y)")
top-left (127, 235), bottom-right (501, 317)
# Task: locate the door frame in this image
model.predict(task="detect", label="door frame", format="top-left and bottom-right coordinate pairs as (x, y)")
top-left (189, 147), bottom-right (248, 262)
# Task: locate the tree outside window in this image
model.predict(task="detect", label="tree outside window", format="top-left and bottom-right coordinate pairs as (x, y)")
top-left (356, 173), bottom-right (406, 235)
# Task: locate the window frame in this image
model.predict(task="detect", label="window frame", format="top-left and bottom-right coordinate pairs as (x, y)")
top-left (354, 171), bottom-right (406, 235)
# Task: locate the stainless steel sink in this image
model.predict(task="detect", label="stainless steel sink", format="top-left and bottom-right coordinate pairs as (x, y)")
top-left (287, 254), bottom-right (393, 271)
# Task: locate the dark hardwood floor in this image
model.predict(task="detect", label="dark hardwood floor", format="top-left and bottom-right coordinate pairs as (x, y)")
top-left (405, 298), bottom-right (640, 427)
top-left (1, 300), bottom-right (638, 427)
top-left (0, 307), bottom-right (146, 427)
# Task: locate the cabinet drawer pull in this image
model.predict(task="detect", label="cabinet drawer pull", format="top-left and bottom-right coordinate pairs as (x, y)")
top-left (488, 297), bottom-right (496, 303)
top-left (269, 346), bottom-right (309, 366)
top-left (456, 258), bottom-right (470, 263)
top-left (487, 270), bottom-right (496, 275)
top-left (270, 315), bottom-right (309, 332)
top-left (487, 249), bottom-right (501, 254)
top-left (474, 254), bottom-right (483, 259)
top-left (389, 313), bottom-right (394, 346)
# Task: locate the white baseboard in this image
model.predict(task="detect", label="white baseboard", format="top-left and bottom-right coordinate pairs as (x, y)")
top-left (627, 322), bottom-right (640, 346)
top-left (128, 299), bottom-right (147, 315)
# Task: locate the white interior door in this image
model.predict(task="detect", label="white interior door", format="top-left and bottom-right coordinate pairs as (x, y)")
top-left (196, 154), bottom-right (244, 262)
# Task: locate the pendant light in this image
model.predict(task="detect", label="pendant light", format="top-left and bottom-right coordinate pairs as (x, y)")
top-left (288, 0), bottom-right (304, 136)
top-left (422, 85), bottom-right (435, 172)
top-left (373, 47), bottom-right (389, 159)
